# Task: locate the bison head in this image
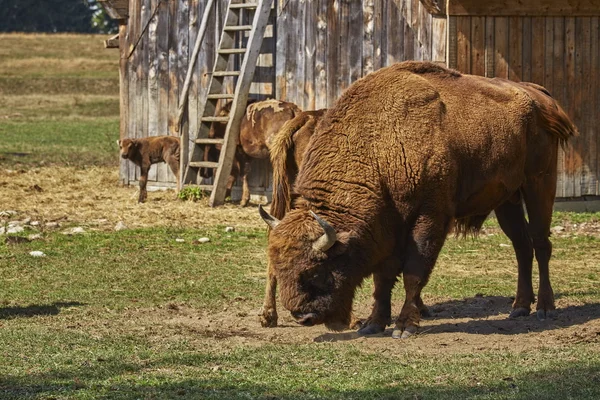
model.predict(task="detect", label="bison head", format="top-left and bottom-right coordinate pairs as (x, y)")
top-left (117, 139), bottom-right (137, 160)
top-left (259, 205), bottom-right (359, 331)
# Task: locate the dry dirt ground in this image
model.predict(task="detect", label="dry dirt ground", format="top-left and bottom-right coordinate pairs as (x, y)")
top-left (2, 166), bottom-right (600, 355)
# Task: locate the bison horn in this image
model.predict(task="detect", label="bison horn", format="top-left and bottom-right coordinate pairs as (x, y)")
top-left (258, 204), bottom-right (280, 229)
top-left (310, 211), bottom-right (337, 252)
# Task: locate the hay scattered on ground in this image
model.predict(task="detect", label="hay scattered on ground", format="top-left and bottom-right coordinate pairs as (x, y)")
top-left (1, 166), bottom-right (264, 231)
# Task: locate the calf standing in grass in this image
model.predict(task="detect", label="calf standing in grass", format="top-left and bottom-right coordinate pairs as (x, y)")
top-left (118, 136), bottom-right (180, 203)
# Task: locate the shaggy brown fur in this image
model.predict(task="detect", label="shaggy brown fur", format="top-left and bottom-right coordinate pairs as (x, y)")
top-left (260, 61), bottom-right (578, 337)
top-left (258, 108), bottom-right (327, 328)
top-left (118, 136), bottom-right (180, 203)
top-left (203, 99), bottom-right (302, 206)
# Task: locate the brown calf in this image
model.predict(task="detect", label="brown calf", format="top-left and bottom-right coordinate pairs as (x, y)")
top-left (118, 136), bottom-right (180, 203)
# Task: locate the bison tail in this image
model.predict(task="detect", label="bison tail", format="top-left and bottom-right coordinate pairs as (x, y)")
top-left (535, 92), bottom-right (579, 150)
top-left (269, 114), bottom-right (310, 220)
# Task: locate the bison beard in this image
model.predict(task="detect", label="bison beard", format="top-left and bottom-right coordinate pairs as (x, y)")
top-left (260, 61), bottom-right (577, 338)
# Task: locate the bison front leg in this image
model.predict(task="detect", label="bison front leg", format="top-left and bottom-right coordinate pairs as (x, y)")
top-left (394, 215), bottom-right (449, 339)
top-left (358, 261), bottom-right (399, 335)
top-left (258, 261), bottom-right (278, 327)
top-left (138, 164), bottom-right (150, 203)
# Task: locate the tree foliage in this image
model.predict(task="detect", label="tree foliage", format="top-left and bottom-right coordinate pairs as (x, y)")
top-left (0, 0), bottom-right (118, 33)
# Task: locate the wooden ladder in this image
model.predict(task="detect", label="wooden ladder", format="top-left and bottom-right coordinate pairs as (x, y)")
top-left (182, 0), bottom-right (273, 207)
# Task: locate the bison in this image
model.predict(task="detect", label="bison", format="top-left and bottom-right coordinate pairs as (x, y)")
top-left (259, 61), bottom-right (577, 338)
top-left (202, 99), bottom-right (302, 206)
top-left (258, 108), bottom-right (327, 327)
top-left (118, 136), bottom-right (180, 203)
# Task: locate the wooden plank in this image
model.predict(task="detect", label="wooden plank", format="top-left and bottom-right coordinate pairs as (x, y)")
top-left (484, 17), bottom-right (494, 77)
top-left (295, 1), bottom-right (306, 107)
top-left (448, 0), bottom-right (600, 17)
top-left (508, 16), bottom-right (523, 81)
top-left (418, 1), bottom-right (433, 60)
top-left (326, 0), bottom-right (340, 105)
top-left (578, 17), bottom-right (595, 196)
top-left (456, 16), bottom-right (471, 73)
top-left (315, 0), bottom-right (328, 108)
top-left (494, 17), bottom-right (508, 79)
top-left (592, 17), bottom-right (600, 195)
top-left (130, 0), bottom-right (142, 184)
top-left (142, 0), bottom-right (158, 183)
top-left (372, 0), bottom-right (385, 71)
top-left (552, 17), bottom-right (565, 197)
top-left (431, 16), bottom-right (447, 63)
top-left (388, 0), bottom-right (403, 64)
top-left (156, 0), bottom-right (169, 144)
top-left (362, 0), bottom-right (375, 76)
top-left (567, 17), bottom-right (579, 197)
top-left (167, 0), bottom-right (180, 134)
top-left (470, 16), bottom-right (485, 75)
top-left (275, 0), bottom-right (288, 101)
top-left (349, 0), bottom-right (363, 83)
top-left (186, 0), bottom-right (200, 179)
top-left (339, 1), bottom-right (350, 91)
top-left (446, 16), bottom-right (457, 69)
top-left (530, 17), bottom-right (545, 85)
top-left (411, 0), bottom-right (422, 60)
top-left (521, 17), bottom-right (532, 82)
top-left (118, 21), bottom-right (130, 185)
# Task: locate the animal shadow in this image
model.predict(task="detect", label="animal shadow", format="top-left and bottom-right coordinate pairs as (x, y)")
top-left (0, 301), bottom-right (85, 320)
top-left (314, 295), bottom-right (600, 341)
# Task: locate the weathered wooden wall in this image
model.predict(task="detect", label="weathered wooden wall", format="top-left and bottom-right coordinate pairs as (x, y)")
top-left (447, 13), bottom-right (600, 198)
top-left (119, 0), bottom-right (448, 199)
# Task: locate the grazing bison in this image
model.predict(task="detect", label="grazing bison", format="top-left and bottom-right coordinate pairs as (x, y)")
top-left (203, 99), bottom-right (302, 206)
top-left (118, 136), bottom-right (180, 203)
top-left (259, 108), bottom-right (327, 327)
top-left (259, 61), bottom-right (577, 339)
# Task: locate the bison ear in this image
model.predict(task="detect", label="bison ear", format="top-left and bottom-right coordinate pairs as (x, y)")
top-left (259, 205), bottom-right (280, 229)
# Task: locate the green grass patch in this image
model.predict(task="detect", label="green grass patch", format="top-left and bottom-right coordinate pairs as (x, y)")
top-left (1, 227), bottom-right (600, 399)
top-left (0, 118), bottom-right (119, 168)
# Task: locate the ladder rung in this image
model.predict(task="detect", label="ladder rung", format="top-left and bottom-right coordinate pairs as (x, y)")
top-left (229, 3), bottom-right (257, 9)
top-left (195, 138), bottom-right (225, 145)
top-left (212, 71), bottom-right (240, 77)
top-left (201, 116), bottom-right (230, 122)
top-left (189, 161), bottom-right (219, 169)
top-left (219, 48), bottom-right (247, 54)
top-left (207, 93), bottom-right (235, 100)
top-left (224, 25), bottom-right (253, 31)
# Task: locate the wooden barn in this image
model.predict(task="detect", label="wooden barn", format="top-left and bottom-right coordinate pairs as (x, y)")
top-left (101, 0), bottom-right (600, 206)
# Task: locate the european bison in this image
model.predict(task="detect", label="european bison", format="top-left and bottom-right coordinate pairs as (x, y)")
top-left (259, 61), bottom-right (577, 338)
top-left (203, 99), bottom-right (301, 206)
top-left (259, 108), bottom-right (327, 327)
top-left (118, 136), bottom-right (180, 203)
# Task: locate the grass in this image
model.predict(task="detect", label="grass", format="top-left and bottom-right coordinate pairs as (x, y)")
top-left (1, 226), bottom-right (599, 399)
top-left (1, 33), bottom-right (600, 400)
top-left (0, 33), bottom-right (119, 169)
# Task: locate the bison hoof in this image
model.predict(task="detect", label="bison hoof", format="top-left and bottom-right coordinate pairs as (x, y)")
top-left (357, 323), bottom-right (385, 336)
top-left (258, 308), bottom-right (278, 328)
top-left (536, 309), bottom-right (556, 321)
top-left (509, 307), bottom-right (530, 319)
top-left (392, 325), bottom-right (418, 339)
